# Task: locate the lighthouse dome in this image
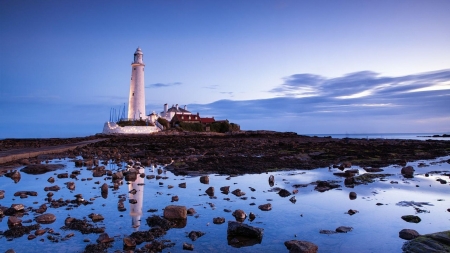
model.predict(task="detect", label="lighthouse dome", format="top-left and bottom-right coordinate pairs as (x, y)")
top-left (135, 47), bottom-right (143, 54)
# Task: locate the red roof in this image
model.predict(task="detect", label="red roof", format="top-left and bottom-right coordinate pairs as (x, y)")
top-left (200, 117), bottom-right (215, 124)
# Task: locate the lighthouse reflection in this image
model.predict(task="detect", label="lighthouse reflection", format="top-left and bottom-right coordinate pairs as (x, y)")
top-left (128, 166), bottom-right (146, 230)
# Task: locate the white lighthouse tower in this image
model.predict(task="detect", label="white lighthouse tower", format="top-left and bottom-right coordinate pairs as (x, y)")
top-left (128, 47), bottom-right (146, 120)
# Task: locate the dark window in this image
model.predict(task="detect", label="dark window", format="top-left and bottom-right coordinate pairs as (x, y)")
top-left (134, 68), bottom-right (136, 70)
top-left (132, 92), bottom-right (134, 96)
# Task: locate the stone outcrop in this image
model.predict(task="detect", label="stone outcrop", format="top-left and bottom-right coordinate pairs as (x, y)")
top-left (163, 205), bottom-right (187, 220)
top-left (399, 229), bottom-right (420, 240)
top-left (227, 221), bottom-right (264, 247)
top-left (284, 240), bottom-right (318, 253)
top-left (402, 230), bottom-right (450, 253)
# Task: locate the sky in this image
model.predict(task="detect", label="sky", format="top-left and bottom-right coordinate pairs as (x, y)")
top-left (1, 0), bottom-right (449, 138)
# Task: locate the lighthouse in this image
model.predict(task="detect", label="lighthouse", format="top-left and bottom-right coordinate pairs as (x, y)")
top-left (128, 47), bottom-right (146, 120)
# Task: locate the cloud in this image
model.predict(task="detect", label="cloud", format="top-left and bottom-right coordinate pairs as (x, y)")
top-left (188, 69), bottom-right (450, 133)
top-left (202, 85), bottom-right (219, 89)
top-left (146, 82), bottom-right (182, 88)
top-left (220, 91), bottom-right (234, 97)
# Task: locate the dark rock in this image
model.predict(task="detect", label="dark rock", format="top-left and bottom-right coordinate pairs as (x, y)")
top-left (200, 176), bottom-right (209, 184)
top-left (290, 196), bottom-right (297, 203)
top-left (66, 181), bottom-right (75, 190)
top-left (284, 240), bottom-right (318, 253)
top-left (187, 208), bottom-right (196, 215)
top-left (278, 189), bottom-right (291, 197)
top-left (57, 173), bottom-right (68, 178)
top-left (314, 181), bottom-right (340, 192)
top-left (0, 189), bottom-right (4, 199)
top-left (249, 212), bottom-right (256, 221)
top-left (163, 205), bottom-right (187, 219)
top-left (336, 226), bottom-right (353, 233)
top-left (21, 164), bottom-right (65, 174)
top-left (269, 175), bottom-right (275, 187)
top-left (47, 177), bottom-right (55, 183)
top-left (96, 233), bottom-right (114, 243)
top-left (100, 183), bottom-right (108, 194)
top-left (8, 216), bottom-right (22, 227)
top-left (232, 209), bottom-right (247, 222)
top-left (35, 213), bottom-right (56, 224)
top-left (188, 230), bottom-right (205, 241)
top-left (402, 215), bottom-right (421, 223)
top-left (183, 242), bottom-right (194, 251)
top-left (347, 209), bottom-right (358, 215)
top-left (179, 182), bottom-right (186, 188)
top-left (44, 185), bottom-right (60, 191)
top-left (88, 213), bottom-right (104, 222)
top-left (349, 192), bottom-right (357, 200)
top-left (227, 221), bottom-right (264, 247)
top-left (231, 189), bottom-right (245, 197)
top-left (402, 230), bottom-right (450, 253)
top-left (146, 215), bottom-right (174, 231)
top-left (123, 237), bottom-right (136, 249)
top-left (62, 217), bottom-right (105, 234)
top-left (364, 167), bottom-right (384, 172)
top-left (171, 196), bottom-right (179, 202)
top-left (213, 217), bottom-right (225, 224)
top-left (399, 229), bottom-right (420, 240)
top-left (205, 187), bottom-right (214, 196)
top-left (401, 166), bottom-right (415, 178)
top-left (258, 203), bottom-right (272, 211)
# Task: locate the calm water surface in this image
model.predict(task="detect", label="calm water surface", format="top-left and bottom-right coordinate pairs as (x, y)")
top-left (0, 156), bottom-right (449, 252)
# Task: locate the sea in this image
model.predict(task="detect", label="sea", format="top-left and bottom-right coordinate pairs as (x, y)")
top-left (305, 133), bottom-right (450, 141)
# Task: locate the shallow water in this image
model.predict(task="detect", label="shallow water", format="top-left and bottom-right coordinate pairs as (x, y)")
top-left (0, 156), bottom-right (449, 253)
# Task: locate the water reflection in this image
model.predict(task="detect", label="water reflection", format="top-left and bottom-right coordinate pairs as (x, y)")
top-left (128, 166), bottom-right (144, 230)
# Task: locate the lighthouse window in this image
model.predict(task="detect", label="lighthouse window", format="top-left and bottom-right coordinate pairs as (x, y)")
top-left (134, 68), bottom-right (136, 70)
top-left (132, 92), bottom-right (134, 96)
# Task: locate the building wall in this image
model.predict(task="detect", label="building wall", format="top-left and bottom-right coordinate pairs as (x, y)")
top-left (102, 122), bottom-right (159, 134)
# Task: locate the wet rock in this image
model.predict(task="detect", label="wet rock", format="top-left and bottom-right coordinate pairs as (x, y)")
top-left (232, 209), bottom-right (247, 222)
top-left (213, 217), bottom-right (225, 224)
top-left (47, 177), bottom-right (55, 183)
top-left (171, 196), bottom-right (179, 202)
top-left (88, 213), bottom-right (104, 222)
top-left (345, 169), bottom-right (359, 177)
top-left (269, 175), bottom-right (275, 187)
top-left (57, 173), bottom-right (68, 178)
top-left (11, 203), bottom-right (25, 211)
top-left (220, 186), bottom-right (230, 194)
top-left (364, 167), bottom-right (384, 172)
top-left (129, 199), bottom-right (137, 204)
top-left (44, 185), bottom-right (60, 191)
top-left (124, 170), bottom-right (137, 181)
top-left (179, 182), bottom-right (186, 188)
top-left (319, 230), bottom-right (337, 235)
top-left (258, 203), bottom-right (272, 211)
top-left (200, 175), bottom-right (209, 184)
top-left (0, 189), bottom-right (4, 199)
top-left (227, 221), bottom-right (264, 247)
top-left (66, 182), bottom-right (75, 190)
top-left (290, 196), bottom-right (297, 203)
top-left (35, 213), bottom-right (56, 224)
top-left (8, 216), bottom-right (22, 227)
top-left (437, 178), bottom-right (447, 184)
top-left (163, 205), bottom-right (187, 220)
top-left (402, 215), bottom-right (421, 223)
top-left (35, 203), bottom-right (47, 214)
top-left (401, 166), bottom-right (415, 178)
top-left (249, 212), bottom-right (256, 221)
top-left (349, 192), bottom-right (357, 200)
top-left (35, 229), bottom-right (46, 236)
top-left (188, 230), bottom-right (205, 241)
top-left (314, 181), bottom-right (341, 192)
top-left (344, 177), bottom-right (355, 186)
top-left (118, 201), bottom-right (126, 212)
top-left (96, 233), bottom-right (114, 243)
top-left (6, 170), bottom-right (21, 182)
top-left (5, 250), bottom-right (15, 253)
top-left (347, 209), bottom-right (358, 215)
top-left (205, 187), bottom-right (214, 196)
top-left (14, 191), bottom-right (38, 197)
top-left (123, 237), bottom-right (136, 249)
top-left (21, 164), bottom-right (65, 174)
top-left (187, 208), bottom-right (196, 216)
top-left (3, 223), bottom-right (40, 238)
top-left (402, 230), bottom-right (450, 253)
top-left (336, 226), bottom-right (353, 233)
top-left (62, 217), bottom-right (105, 234)
top-left (231, 189), bottom-right (246, 197)
top-left (146, 215), bottom-right (174, 230)
top-left (278, 189), bottom-right (291, 197)
top-left (284, 240), bottom-right (318, 253)
top-left (183, 242), bottom-right (194, 251)
top-left (399, 229), bottom-right (420, 240)
top-left (28, 234), bottom-right (36, 240)
top-left (75, 160), bottom-right (83, 167)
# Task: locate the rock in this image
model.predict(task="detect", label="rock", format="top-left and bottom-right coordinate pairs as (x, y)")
top-left (66, 181), bottom-right (75, 190)
top-left (220, 186), bottom-right (230, 194)
top-left (289, 196), bottom-right (297, 203)
top-left (35, 213), bottom-right (56, 224)
top-left (123, 237), bottom-right (136, 249)
top-left (284, 240), bottom-right (318, 253)
top-left (200, 176), bottom-right (209, 184)
top-left (183, 242), bottom-right (194, 251)
top-left (278, 189), bottom-right (291, 197)
top-left (205, 187), bottom-right (214, 196)
top-left (213, 217), bottom-right (225, 224)
top-left (258, 203), bottom-right (272, 211)
top-left (232, 209), bottom-right (247, 222)
top-left (269, 175), bottom-right (275, 186)
top-left (188, 231), bottom-right (205, 241)
top-left (179, 182), bottom-right (186, 188)
top-left (118, 201), bottom-right (126, 211)
top-left (8, 216), bottom-right (22, 227)
top-left (171, 196), bottom-right (179, 202)
top-left (44, 185), bottom-right (60, 191)
top-left (88, 213), bottom-right (104, 222)
top-left (11, 203), bottom-right (25, 211)
top-left (347, 209), bottom-right (358, 215)
top-left (57, 173), bottom-right (68, 178)
top-left (402, 230), bottom-right (450, 253)
top-left (101, 183), bottom-right (108, 194)
top-left (399, 229), bottom-right (420, 240)
top-left (47, 177), bottom-right (55, 183)
top-left (344, 177), bottom-right (355, 185)
top-left (227, 221), bottom-right (264, 246)
top-left (36, 203), bottom-right (47, 213)
top-left (249, 212), bottom-right (256, 221)
top-left (314, 181), bottom-right (341, 192)
top-left (75, 160), bottom-right (83, 167)
top-left (4, 250), bottom-right (15, 253)
top-left (402, 215), bottom-right (421, 223)
top-left (231, 189), bottom-right (245, 197)
top-left (163, 205), bottom-right (187, 220)
top-left (35, 229), bottom-right (46, 236)
top-left (96, 233), bottom-right (114, 243)
top-left (181, 208), bottom-right (194, 217)
top-left (21, 164), bottom-right (65, 174)
top-left (349, 192), bottom-right (357, 200)
top-left (401, 166), bottom-right (415, 178)
top-left (0, 190), bottom-right (4, 199)
top-left (364, 167), bottom-right (384, 172)
top-left (336, 226), bottom-right (353, 233)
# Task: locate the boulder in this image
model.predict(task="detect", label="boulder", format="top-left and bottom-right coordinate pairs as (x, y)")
top-left (205, 187), bottom-right (214, 196)
top-left (227, 221), bottom-right (264, 246)
top-left (402, 215), bottom-right (421, 223)
top-left (171, 196), bottom-right (179, 202)
top-left (278, 189), bottom-right (291, 197)
top-left (401, 166), bottom-right (415, 178)
top-left (284, 240), bottom-right (318, 253)
top-left (220, 186), bottom-right (230, 194)
top-left (232, 209), bottom-right (247, 222)
top-left (163, 205), bottom-right (187, 220)
top-left (179, 182), bottom-right (186, 188)
top-left (249, 212), bottom-right (256, 221)
top-left (402, 230), bottom-right (450, 253)
top-left (258, 203), bottom-right (272, 211)
top-left (200, 176), bottom-right (209, 184)
top-left (231, 189), bottom-right (245, 197)
top-left (8, 216), bottom-right (22, 227)
top-left (399, 229), bottom-right (420, 240)
top-left (188, 231), bottom-right (205, 241)
top-left (21, 164), bottom-right (65, 174)
top-left (101, 183), bottom-right (108, 194)
top-left (213, 217), bottom-right (225, 224)
top-left (47, 177), bottom-right (55, 183)
top-left (35, 213), bottom-right (56, 224)
top-left (349, 192), bottom-right (357, 200)
top-left (123, 237), bottom-right (136, 249)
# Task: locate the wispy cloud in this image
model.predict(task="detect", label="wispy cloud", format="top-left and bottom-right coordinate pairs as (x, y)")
top-left (146, 82), bottom-right (182, 88)
top-left (202, 85), bottom-right (219, 89)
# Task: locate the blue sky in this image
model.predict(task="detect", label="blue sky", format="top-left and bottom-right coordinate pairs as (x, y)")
top-left (1, 0), bottom-right (449, 138)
